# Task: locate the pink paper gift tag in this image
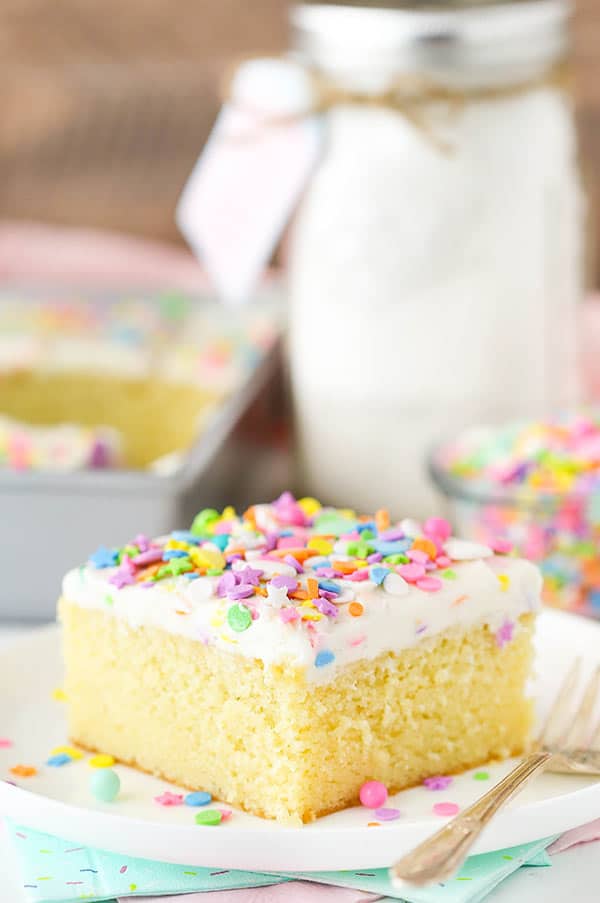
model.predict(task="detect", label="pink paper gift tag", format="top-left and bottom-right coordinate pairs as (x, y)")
top-left (177, 59), bottom-right (322, 306)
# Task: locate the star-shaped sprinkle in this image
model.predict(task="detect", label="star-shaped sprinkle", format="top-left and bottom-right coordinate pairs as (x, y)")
top-left (265, 583), bottom-right (290, 608)
top-left (154, 792), bottom-right (184, 806)
top-left (133, 534), bottom-right (151, 553)
top-left (109, 569), bottom-right (135, 588)
top-left (157, 557), bottom-right (194, 579)
top-left (89, 546), bottom-right (118, 568)
top-left (423, 775), bottom-right (453, 791)
top-left (314, 596), bottom-right (338, 617)
top-left (235, 565), bottom-right (263, 586)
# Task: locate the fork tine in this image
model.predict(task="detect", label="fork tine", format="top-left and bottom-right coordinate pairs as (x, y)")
top-left (539, 658), bottom-right (582, 747)
top-left (562, 665), bottom-right (600, 749)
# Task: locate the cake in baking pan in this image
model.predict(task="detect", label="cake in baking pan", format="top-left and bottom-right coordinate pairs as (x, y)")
top-left (0, 292), bottom-right (277, 470)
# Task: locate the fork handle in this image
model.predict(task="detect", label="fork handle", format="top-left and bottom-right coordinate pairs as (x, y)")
top-left (390, 751), bottom-right (553, 888)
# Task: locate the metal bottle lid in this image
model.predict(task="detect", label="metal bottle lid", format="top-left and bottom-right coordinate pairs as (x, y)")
top-left (291, 1), bottom-right (571, 88)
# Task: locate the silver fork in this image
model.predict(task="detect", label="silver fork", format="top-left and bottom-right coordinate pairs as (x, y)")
top-left (390, 659), bottom-right (600, 888)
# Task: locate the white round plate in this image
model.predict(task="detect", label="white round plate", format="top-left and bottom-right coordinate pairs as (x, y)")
top-left (1, 610), bottom-right (599, 872)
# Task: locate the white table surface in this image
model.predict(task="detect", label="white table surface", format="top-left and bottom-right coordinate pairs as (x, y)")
top-left (1, 625), bottom-right (599, 902)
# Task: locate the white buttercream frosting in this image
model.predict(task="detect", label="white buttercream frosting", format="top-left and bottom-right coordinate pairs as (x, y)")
top-left (60, 496), bottom-right (542, 683)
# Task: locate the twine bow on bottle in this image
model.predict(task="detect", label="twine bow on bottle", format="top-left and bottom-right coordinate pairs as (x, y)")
top-left (222, 57), bottom-right (571, 153)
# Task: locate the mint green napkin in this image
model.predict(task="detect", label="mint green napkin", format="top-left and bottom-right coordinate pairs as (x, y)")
top-left (282, 840), bottom-right (552, 903)
top-left (6, 821), bottom-right (552, 903)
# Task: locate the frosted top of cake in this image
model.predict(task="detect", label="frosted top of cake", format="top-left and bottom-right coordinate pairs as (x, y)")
top-left (0, 291), bottom-right (278, 391)
top-left (62, 493), bottom-right (542, 681)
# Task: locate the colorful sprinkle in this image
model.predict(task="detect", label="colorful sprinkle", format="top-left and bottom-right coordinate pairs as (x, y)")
top-left (423, 775), bottom-right (453, 791)
top-left (185, 791), bottom-right (212, 807)
top-left (195, 809), bottom-right (222, 826)
top-left (374, 807), bottom-right (401, 821)
top-left (51, 745), bottom-right (83, 760)
top-left (495, 619), bottom-right (515, 648)
top-left (397, 563), bottom-right (425, 583)
top-left (90, 769), bottom-right (120, 802)
top-left (89, 754), bottom-right (115, 769)
top-left (315, 650), bottom-right (335, 668)
top-left (10, 765), bottom-right (37, 777)
top-left (154, 791), bottom-right (184, 807)
top-left (75, 492), bottom-right (513, 674)
top-left (0, 738), bottom-right (13, 749)
top-left (89, 547), bottom-right (119, 568)
top-left (416, 576), bottom-right (443, 592)
top-left (359, 780), bottom-right (388, 809)
top-left (473, 771), bottom-right (490, 781)
top-left (383, 572), bottom-right (409, 596)
top-left (227, 603), bottom-right (252, 632)
top-left (433, 802), bottom-right (460, 816)
top-left (46, 754), bottom-right (72, 767)
top-left (370, 566), bottom-right (390, 585)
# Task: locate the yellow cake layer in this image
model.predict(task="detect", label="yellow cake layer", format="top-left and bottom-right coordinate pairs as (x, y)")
top-left (60, 600), bottom-right (535, 824)
top-left (0, 370), bottom-right (215, 466)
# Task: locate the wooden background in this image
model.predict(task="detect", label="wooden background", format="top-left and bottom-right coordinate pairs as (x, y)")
top-left (1, 0), bottom-right (599, 274)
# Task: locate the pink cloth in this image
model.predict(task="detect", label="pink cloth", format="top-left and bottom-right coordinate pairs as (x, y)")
top-left (547, 818), bottom-right (600, 854)
top-left (0, 221), bottom-right (209, 291)
top-left (127, 886), bottom-right (381, 902)
top-left (0, 220), bottom-right (279, 294)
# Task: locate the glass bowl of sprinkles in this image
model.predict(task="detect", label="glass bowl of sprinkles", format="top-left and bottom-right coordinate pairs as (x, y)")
top-left (429, 412), bottom-right (600, 619)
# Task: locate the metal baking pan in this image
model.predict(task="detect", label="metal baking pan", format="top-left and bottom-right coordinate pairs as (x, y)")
top-left (0, 291), bottom-right (290, 620)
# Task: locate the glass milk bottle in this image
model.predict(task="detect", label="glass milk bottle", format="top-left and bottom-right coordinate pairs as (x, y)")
top-left (288, 0), bottom-right (585, 518)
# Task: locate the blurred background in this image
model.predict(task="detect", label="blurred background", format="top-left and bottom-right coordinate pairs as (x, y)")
top-left (3, 0), bottom-right (600, 621)
top-left (0, 0), bottom-right (596, 248)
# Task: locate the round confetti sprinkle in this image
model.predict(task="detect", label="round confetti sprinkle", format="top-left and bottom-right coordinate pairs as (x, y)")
top-left (397, 563), bottom-right (425, 583)
top-left (359, 780), bottom-right (388, 809)
top-left (89, 754), bottom-right (115, 769)
top-left (383, 572), bottom-right (409, 596)
top-left (227, 603), bottom-right (252, 632)
top-left (348, 601), bottom-right (364, 617)
top-left (374, 807), bottom-right (401, 821)
top-left (315, 650), bottom-right (335, 668)
top-left (416, 576), bottom-right (443, 592)
top-left (195, 809), bottom-right (222, 826)
top-left (90, 769), bottom-right (120, 802)
top-left (10, 765), bottom-right (37, 777)
top-left (473, 771), bottom-right (490, 781)
top-left (185, 791), bottom-right (212, 807)
top-left (424, 517), bottom-right (452, 541)
top-left (433, 802), bottom-right (460, 816)
top-left (0, 738), bottom-right (13, 749)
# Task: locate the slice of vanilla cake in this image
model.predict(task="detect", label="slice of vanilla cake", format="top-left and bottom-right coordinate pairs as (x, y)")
top-left (59, 494), bottom-right (541, 824)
